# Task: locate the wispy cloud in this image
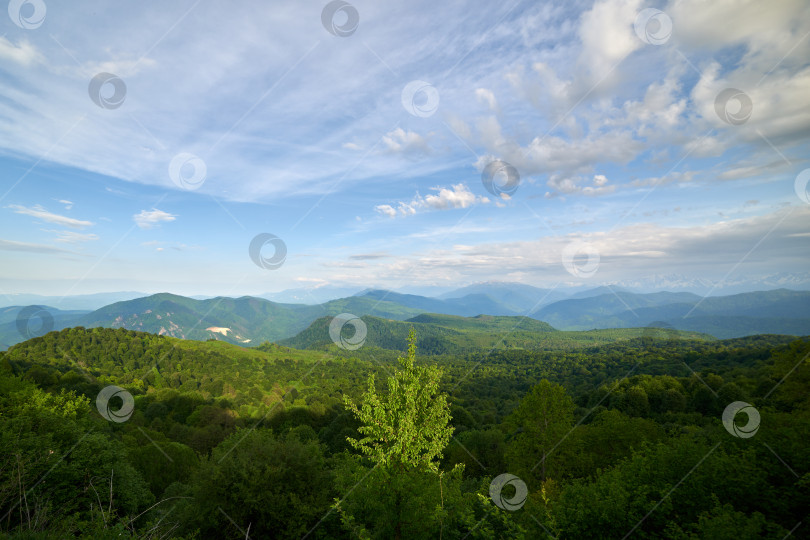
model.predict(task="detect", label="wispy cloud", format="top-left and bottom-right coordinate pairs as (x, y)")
top-left (8, 205), bottom-right (93, 229)
top-left (45, 230), bottom-right (99, 243)
top-left (0, 37), bottom-right (43, 66)
top-left (0, 239), bottom-right (76, 254)
top-left (349, 253), bottom-right (390, 260)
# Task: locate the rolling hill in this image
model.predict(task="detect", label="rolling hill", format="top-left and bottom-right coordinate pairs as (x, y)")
top-left (280, 312), bottom-right (712, 354)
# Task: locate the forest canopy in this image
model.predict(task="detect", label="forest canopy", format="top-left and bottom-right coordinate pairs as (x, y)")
top-left (0, 326), bottom-right (807, 538)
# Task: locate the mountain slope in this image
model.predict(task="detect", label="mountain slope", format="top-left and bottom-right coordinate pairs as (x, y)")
top-left (74, 293), bottom-right (429, 346)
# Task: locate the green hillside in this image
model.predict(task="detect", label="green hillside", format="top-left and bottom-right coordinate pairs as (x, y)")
top-left (280, 312), bottom-right (712, 354)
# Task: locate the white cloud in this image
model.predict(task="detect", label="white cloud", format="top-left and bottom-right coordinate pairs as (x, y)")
top-left (475, 88), bottom-right (499, 112)
top-left (338, 206), bottom-right (810, 287)
top-left (382, 128), bottom-right (430, 155)
top-left (577, 0), bottom-right (642, 83)
top-left (546, 174), bottom-right (616, 197)
top-left (375, 184), bottom-right (490, 218)
top-left (668, 0), bottom-right (807, 51)
top-left (424, 184), bottom-right (486, 209)
top-left (375, 204), bottom-right (397, 218)
top-left (0, 37), bottom-right (43, 66)
top-left (134, 209), bottom-right (176, 229)
top-left (8, 205), bottom-right (93, 229)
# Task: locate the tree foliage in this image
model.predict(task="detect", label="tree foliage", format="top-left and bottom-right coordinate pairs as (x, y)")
top-left (343, 328), bottom-right (453, 471)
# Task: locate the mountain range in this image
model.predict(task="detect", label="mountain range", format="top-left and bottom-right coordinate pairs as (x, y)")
top-left (1, 283), bottom-right (808, 350)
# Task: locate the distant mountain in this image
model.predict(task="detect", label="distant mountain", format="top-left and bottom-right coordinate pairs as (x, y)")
top-left (533, 291), bottom-right (702, 328)
top-left (567, 286), bottom-right (634, 299)
top-left (0, 291), bottom-right (147, 311)
top-left (356, 289), bottom-right (520, 317)
top-left (607, 272), bottom-right (810, 295)
top-left (260, 284), bottom-right (461, 304)
top-left (532, 289), bottom-right (810, 338)
top-left (439, 282), bottom-right (568, 312)
top-left (258, 286), bottom-right (363, 304)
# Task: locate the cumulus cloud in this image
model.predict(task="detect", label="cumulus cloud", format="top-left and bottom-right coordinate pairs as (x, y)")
top-left (375, 184), bottom-right (490, 218)
top-left (375, 204), bottom-right (397, 218)
top-left (8, 205), bottom-right (93, 229)
top-left (577, 0), bottom-right (643, 83)
top-left (545, 174), bottom-right (616, 198)
top-left (134, 209), bottom-right (176, 229)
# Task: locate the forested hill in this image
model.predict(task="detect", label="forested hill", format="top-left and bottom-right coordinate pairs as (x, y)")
top-left (1, 325), bottom-right (808, 537)
top-left (281, 312), bottom-right (713, 354)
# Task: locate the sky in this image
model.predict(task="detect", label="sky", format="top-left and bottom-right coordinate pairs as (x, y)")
top-left (0, 0), bottom-right (809, 299)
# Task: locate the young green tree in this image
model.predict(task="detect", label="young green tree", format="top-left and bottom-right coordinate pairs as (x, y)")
top-left (342, 328), bottom-right (453, 472)
top-left (338, 329), bottom-right (463, 538)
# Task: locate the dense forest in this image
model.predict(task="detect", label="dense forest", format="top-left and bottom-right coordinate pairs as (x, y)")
top-left (0, 326), bottom-right (807, 538)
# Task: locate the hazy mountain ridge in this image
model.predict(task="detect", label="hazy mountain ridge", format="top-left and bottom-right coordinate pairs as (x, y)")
top-left (534, 289), bottom-right (810, 338)
top-left (0, 291), bottom-right (147, 311)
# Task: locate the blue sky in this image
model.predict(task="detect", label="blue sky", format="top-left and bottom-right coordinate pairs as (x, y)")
top-left (1, 0), bottom-right (809, 298)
